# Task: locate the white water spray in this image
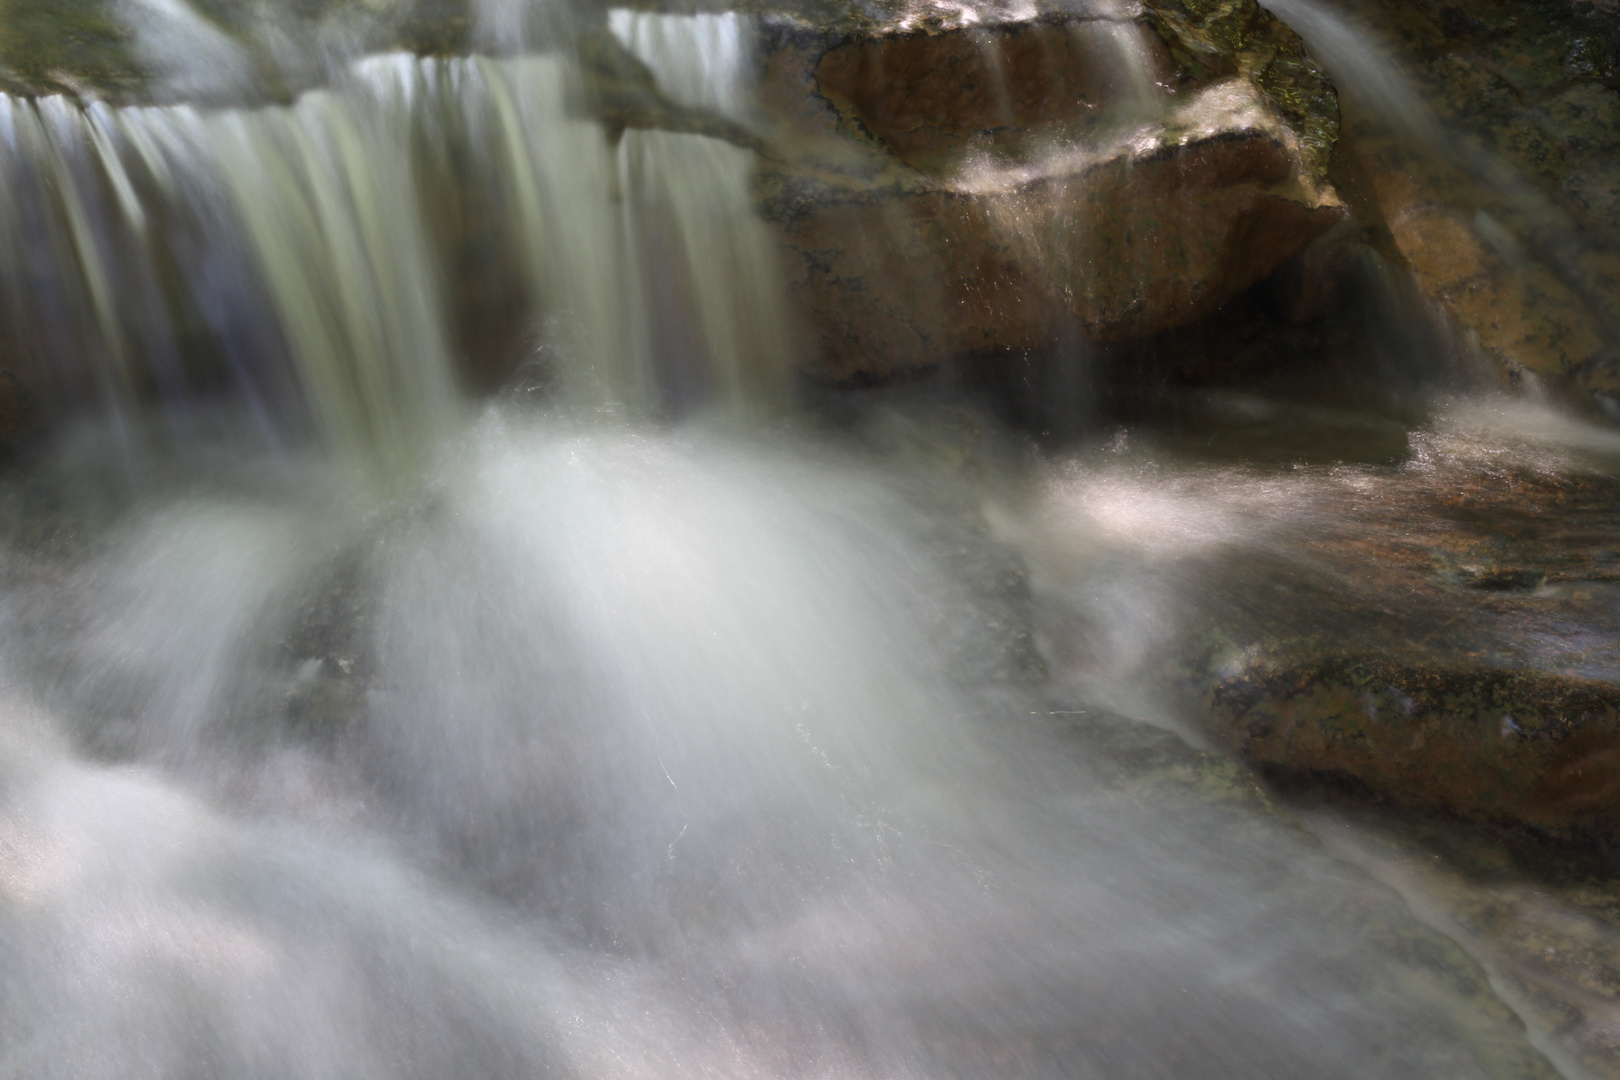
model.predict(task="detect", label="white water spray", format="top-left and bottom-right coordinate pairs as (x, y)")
top-left (0, 8), bottom-right (1599, 1078)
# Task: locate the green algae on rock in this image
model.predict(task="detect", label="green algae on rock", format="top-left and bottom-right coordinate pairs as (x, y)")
top-left (0, 0), bottom-right (148, 99)
top-left (1213, 657), bottom-right (1620, 831)
top-left (0, 0), bottom-right (478, 103)
top-left (1145, 0), bottom-right (1340, 180)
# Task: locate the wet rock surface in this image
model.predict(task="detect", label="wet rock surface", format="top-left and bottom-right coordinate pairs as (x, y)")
top-left (755, 0), bottom-right (1344, 379)
top-left (1304, 800), bottom-right (1620, 1078)
top-left (1214, 659), bottom-right (1620, 829)
top-left (1288, 0), bottom-right (1620, 411)
top-left (1144, 415), bottom-right (1620, 839)
top-left (1006, 394), bottom-right (1620, 1075)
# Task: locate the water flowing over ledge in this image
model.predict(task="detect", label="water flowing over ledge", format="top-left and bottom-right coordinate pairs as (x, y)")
top-left (0, 31), bottom-right (794, 473)
top-left (0, 1), bottom-right (1619, 1078)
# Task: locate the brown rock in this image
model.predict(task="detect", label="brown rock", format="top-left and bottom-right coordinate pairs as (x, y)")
top-left (1348, 148), bottom-right (1614, 395)
top-left (1293, 0), bottom-right (1620, 412)
top-left (1213, 658), bottom-right (1620, 830)
top-left (812, 18), bottom-right (1176, 169)
top-left (757, 9), bottom-right (1344, 380)
top-left (1381, 203), bottom-right (1609, 389)
top-left (1176, 458), bottom-right (1620, 837)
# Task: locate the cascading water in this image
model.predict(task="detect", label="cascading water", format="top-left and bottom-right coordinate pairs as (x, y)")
top-left (0, 22), bottom-right (790, 470)
top-left (0, 2), bottom-right (1614, 1078)
top-left (461, 45), bottom-right (791, 417)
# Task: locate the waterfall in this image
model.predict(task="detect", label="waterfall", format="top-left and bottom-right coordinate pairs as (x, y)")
top-left (0, 74), bottom-right (461, 474)
top-left (203, 71), bottom-right (463, 470)
top-left (461, 50), bottom-right (792, 417)
top-left (606, 10), bottom-right (758, 123)
top-left (0, 6), bottom-right (1606, 1079)
top-left (0, 22), bottom-right (791, 471)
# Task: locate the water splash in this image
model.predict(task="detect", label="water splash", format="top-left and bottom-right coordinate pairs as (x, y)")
top-left (0, 408), bottom-right (1569, 1078)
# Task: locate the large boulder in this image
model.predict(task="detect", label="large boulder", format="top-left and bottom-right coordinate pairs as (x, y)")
top-left (751, 0), bottom-right (1345, 379)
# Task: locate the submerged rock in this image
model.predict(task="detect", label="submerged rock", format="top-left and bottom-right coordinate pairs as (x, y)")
top-left (1309, 806), bottom-right (1620, 1080)
top-left (1032, 705), bottom-right (1563, 1080)
top-left (1213, 658), bottom-right (1620, 828)
top-left (1175, 454), bottom-right (1620, 838)
top-left (0, 369), bottom-right (38, 448)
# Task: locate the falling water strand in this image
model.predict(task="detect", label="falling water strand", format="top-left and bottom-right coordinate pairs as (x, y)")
top-left (0, 98), bottom-right (138, 418)
top-left (0, 38), bottom-right (795, 462)
top-left (205, 78), bottom-right (462, 470)
top-left (426, 43), bottom-right (792, 415)
top-left (468, 54), bottom-right (653, 410)
top-left (617, 128), bottom-right (794, 416)
top-left (1259, 0), bottom-right (1620, 339)
top-left (0, 80), bottom-right (459, 472)
top-left (607, 12), bottom-right (793, 412)
top-left (1095, 19), bottom-right (1163, 112)
top-left (606, 10), bottom-right (759, 123)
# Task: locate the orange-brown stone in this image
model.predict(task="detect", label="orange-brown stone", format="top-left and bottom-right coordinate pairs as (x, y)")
top-left (759, 12), bottom-right (1345, 381)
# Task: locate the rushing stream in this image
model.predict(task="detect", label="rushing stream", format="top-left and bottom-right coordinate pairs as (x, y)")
top-left (0, 1), bottom-right (1617, 1077)
top-left (9, 392), bottom-right (1615, 1080)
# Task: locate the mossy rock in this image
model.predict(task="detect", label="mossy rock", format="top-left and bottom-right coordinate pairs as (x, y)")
top-left (1144, 0), bottom-right (1339, 180)
top-left (0, 0), bottom-right (476, 102)
top-left (0, 0), bottom-right (147, 98)
top-left (1213, 656), bottom-right (1620, 833)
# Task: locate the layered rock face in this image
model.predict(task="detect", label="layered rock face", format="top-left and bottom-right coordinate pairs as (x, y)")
top-left (1271, 0), bottom-right (1620, 413)
top-left (751, 0), bottom-right (1345, 379)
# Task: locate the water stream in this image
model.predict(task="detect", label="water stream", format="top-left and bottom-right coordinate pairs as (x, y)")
top-left (0, 2), bottom-right (1615, 1077)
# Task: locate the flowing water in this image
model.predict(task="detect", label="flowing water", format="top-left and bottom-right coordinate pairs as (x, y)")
top-left (1260, 0), bottom-right (1620, 356)
top-left (0, 3), bottom-right (1616, 1078)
